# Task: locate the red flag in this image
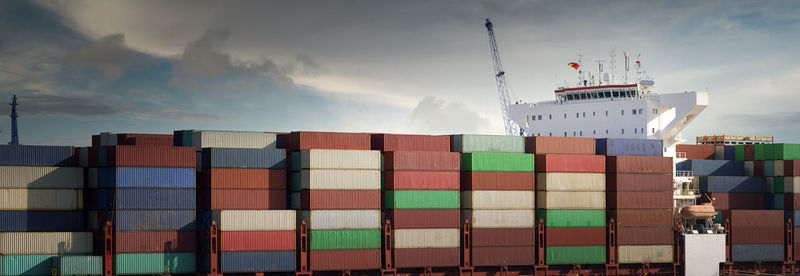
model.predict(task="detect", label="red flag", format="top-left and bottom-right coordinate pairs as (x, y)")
top-left (568, 62), bottom-right (580, 70)
top-left (636, 60), bottom-right (641, 65)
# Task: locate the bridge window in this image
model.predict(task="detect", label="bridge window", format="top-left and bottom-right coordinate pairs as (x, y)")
top-left (621, 110), bottom-right (624, 115)
top-left (605, 130), bottom-right (608, 134)
top-left (632, 109), bottom-right (637, 115)
top-left (579, 131), bottom-right (583, 136)
top-left (576, 113), bottom-right (579, 118)
top-left (605, 92), bottom-right (612, 97)
top-left (639, 109), bottom-right (643, 115)
top-left (613, 91), bottom-right (619, 97)
top-left (652, 128), bottom-right (655, 134)
top-left (580, 93), bottom-right (587, 100)
top-left (621, 129), bottom-right (625, 134)
top-left (653, 109), bottom-right (658, 114)
top-left (567, 94), bottom-right (574, 101)
top-left (582, 112), bottom-right (586, 118)
top-left (564, 132), bottom-right (567, 136)
top-left (634, 128), bottom-right (637, 134)
top-left (549, 132), bottom-right (552, 136)
top-left (573, 131), bottom-right (576, 136)
top-left (598, 93), bottom-right (605, 99)
top-left (605, 111), bottom-right (608, 116)
top-left (538, 115), bottom-right (542, 120)
top-left (549, 114), bottom-right (552, 120)
top-left (593, 112), bottom-right (596, 116)
top-left (593, 130), bottom-right (596, 135)
top-left (564, 113), bottom-right (567, 119)
top-left (641, 128), bottom-right (645, 134)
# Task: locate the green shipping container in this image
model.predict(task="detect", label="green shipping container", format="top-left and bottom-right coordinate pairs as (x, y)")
top-left (765, 144), bottom-right (776, 160)
top-left (384, 190), bottom-right (460, 209)
top-left (461, 152), bottom-right (535, 172)
top-left (536, 209), bottom-right (605, 228)
top-left (290, 171), bottom-right (301, 191)
top-left (53, 256), bottom-right (102, 275)
top-left (765, 161), bottom-right (774, 177)
top-left (290, 151), bottom-right (301, 172)
top-left (772, 194), bottom-right (784, 210)
top-left (772, 144), bottom-right (800, 160)
top-left (775, 177), bottom-right (785, 194)
top-left (452, 134), bottom-right (525, 153)
top-left (310, 229), bottom-right (381, 250)
top-left (1, 255), bottom-right (83, 276)
top-left (754, 144), bottom-right (765, 161)
top-left (546, 246), bottom-right (606, 265)
top-left (734, 145), bottom-right (745, 161)
top-left (115, 253), bottom-right (196, 275)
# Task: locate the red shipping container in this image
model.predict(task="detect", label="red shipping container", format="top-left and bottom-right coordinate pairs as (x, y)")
top-left (744, 145), bottom-right (755, 161)
top-left (384, 171), bottom-right (460, 190)
top-left (722, 210), bottom-right (784, 228)
top-left (461, 172), bottom-right (535, 190)
top-left (472, 246), bottom-right (535, 266)
top-left (472, 228), bottom-right (535, 247)
top-left (383, 151), bottom-right (460, 171)
top-left (606, 174), bottom-right (673, 192)
top-left (301, 190), bottom-right (381, 210)
top-left (199, 168), bottom-right (286, 189)
top-left (610, 209), bottom-right (673, 227)
top-left (606, 156), bottom-right (672, 174)
top-left (607, 192), bottom-right (673, 209)
top-left (220, 231), bottom-right (295, 251)
top-left (117, 133), bottom-right (174, 146)
top-left (795, 227), bottom-right (800, 244)
top-left (616, 227), bottom-right (674, 245)
top-left (371, 134), bottom-right (450, 152)
top-left (535, 154), bottom-right (605, 173)
top-left (730, 227), bottom-right (783, 244)
top-left (786, 160), bottom-right (800, 176)
top-left (545, 227), bottom-right (606, 246)
top-left (115, 231), bottom-right (196, 253)
top-left (199, 189), bottom-right (286, 210)
top-left (91, 135), bottom-right (101, 147)
top-left (525, 136), bottom-right (595, 155)
top-left (754, 161), bottom-right (765, 177)
top-left (310, 249), bottom-right (381, 271)
top-left (287, 131), bottom-right (371, 151)
top-left (394, 248), bottom-right (459, 268)
top-left (676, 144), bottom-right (715, 160)
top-left (106, 146), bottom-right (195, 168)
top-left (389, 209), bottom-right (460, 229)
top-left (786, 194), bottom-right (800, 210)
top-left (699, 193), bottom-right (764, 210)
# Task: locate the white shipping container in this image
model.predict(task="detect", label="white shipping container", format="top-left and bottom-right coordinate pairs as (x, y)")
top-left (301, 170), bottom-right (381, 190)
top-left (299, 210), bottom-right (380, 230)
top-left (464, 210), bottom-right (534, 228)
top-left (191, 131), bottom-right (277, 150)
top-left (617, 245), bottom-right (674, 264)
top-left (785, 177), bottom-right (800, 193)
top-left (536, 191), bottom-right (605, 209)
top-left (0, 167), bottom-right (83, 189)
top-left (0, 189), bottom-right (83, 210)
top-left (300, 149), bottom-right (380, 170)
top-left (744, 161), bottom-right (754, 176)
top-left (461, 191), bottom-right (534, 210)
top-left (536, 173), bottom-right (605, 191)
top-left (210, 210), bottom-right (296, 231)
top-left (0, 232), bottom-right (92, 254)
top-left (393, 229), bottom-right (460, 249)
top-left (775, 160), bottom-right (785, 177)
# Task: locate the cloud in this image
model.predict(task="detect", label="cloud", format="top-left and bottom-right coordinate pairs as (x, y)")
top-left (293, 54), bottom-right (327, 77)
top-left (64, 33), bottom-right (141, 78)
top-left (410, 96), bottom-right (491, 134)
top-left (1, 89), bottom-right (132, 116)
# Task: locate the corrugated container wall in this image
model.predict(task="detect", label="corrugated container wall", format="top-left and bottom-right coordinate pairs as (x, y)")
top-left (371, 134), bottom-right (450, 152)
top-left (0, 145), bottom-right (75, 166)
top-left (451, 134), bottom-right (525, 153)
top-left (595, 138), bottom-right (663, 156)
top-left (525, 136), bottom-right (595, 155)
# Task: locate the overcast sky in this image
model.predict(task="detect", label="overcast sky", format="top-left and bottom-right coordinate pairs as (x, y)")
top-left (1, 1), bottom-right (799, 146)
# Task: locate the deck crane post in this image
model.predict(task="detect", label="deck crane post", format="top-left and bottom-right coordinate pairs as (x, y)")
top-left (9, 95), bottom-right (18, 145)
top-left (484, 18), bottom-right (522, 136)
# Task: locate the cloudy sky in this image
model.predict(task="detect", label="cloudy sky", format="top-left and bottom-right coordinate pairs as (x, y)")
top-left (1, 1), bottom-right (799, 146)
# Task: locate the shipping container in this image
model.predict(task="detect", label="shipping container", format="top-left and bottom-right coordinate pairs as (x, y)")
top-left (610, 209), bottom-right (673, 227)
top-left (699, 193), bottom-right (764, 210)
top-left (744, 145), bottom-right (755, 160)
top-left (310, 229), bottom-right (381, 250)
top-left (201, 148), bottom-right (285, 169)
top-left (545, 227), bottom-right (606, 246)
top-left (105, 146), bottom-right (195, 168)
top-left (0, 211), bottom-right (84, 232)
top-left (220, 251), bottom-right (294, 273)
top-left (714, 145), bottom-right (725, 160)
top-left (536, 191), bottom-right (605, 209)
top-left (99, 188), bottom-right (195, 210)
top-left (616, 227), bottom-right (674, 245)
top-left (287, 131), bottom-right (371, 151)
top-left (220, 231), bottom-right (295, 251)
top-left (606, 192), bottom-right (673, 209)
top-left (744, 161), bottom-right (754, 176)
top-left (0, 189), bottom-right (82, 210)
top-left (755, 144), bottom-right (766, 161)
top-left (546, 246), bottom-right (606, 264)
top-left (182, 130), bottom-right (277, 150)
top-left (460, 172), bottom-right (535, 190)
top-left (536, 210), bottom-right (606, 228)
top-left (676, 144), bottom-right (715, 160)
top-left (300, 149), bottom-right (380, 170)
top-left (371, 134), bottom-right (451, 152)
top-left (117, 133), bottom-right (174, 146)
top-left (115, 210), bottom-right (195, 231)
top-left (617, 245), bottom-right (673, 264)
top-left (301, 170), bottom-right (380, 190)
top-left (2, 254), bottom-right (84, 276)
top-left (536, 173), bottom-right (605, 191)
top-left (724, 146), bottom-right (735, 160)
top-left (535, 154), bottom-right (605, 173)
top-left (115, 231), bottom-right (196, 253)
top-left (53, 256), bottom-right (102, 276)
top-left (465, 210), bottom-right (534, 228)
top-left (676, 160), bottom-right (745, 176)
top-left (787, 160), bottom-right (800, 176)
top-left (755, 161), bottom-right (765, 177)
top-left (0, 145), bottom-right (75, 166)
top-left (300, 210), bottom-right (381, 229)
top-left (0, 232), bottom-right (92, 254)
top-left (784, 194), bottom-right (800, 209)
top-left (393, 228), bottom-right (459, 248)
top-left (696, 176), bottom-right (766, 193)
top-left (606, 156), bottom-right (672, 174)
top-left (595, 138), bottom-right (662, 156)
top-left (775, 160), bottom-right (785, 176)
top-left (199, 189), bottom-right (285, 210)
top-left (769, 144), bottom-right (800, 160)
top-left (389, 209), bottom-right (461, 229)
top-left (525, 136), bottom-right (595, 155)
top-left (115, 253), bottom-right (195, 275)
top-left (723, 210), bottom-right (784, 227)
top-left (202, 210), bottom-right (295, 231)
top-left (309, 249), bottom-right (381, 271)
top-left (606, 174), bottom-right (672, 192)
top-left (385, 190), bottom-right (460, 209)
top-left (785, 177), bottom-right (800, 193)
top-left (383, 151), bottom-right (460, 171)
top-left (0, 166), bottom-right (83, 188)
top-left (300, 190), bottom-right (381, 209)
top-left (87, 168), bottom-right (97, 188)
top-left (730, 227), bottom-right (783, 244)
top-left (461, 152), bottom-right (535, 172)
top-left (462, 190), bottom-right (534, 209)
top-left (394, 248), bottom-right (459, 268)
top-left (451, 134), bottom-right (525, 153)
top-left (472, 246), bottom-right (535, 266)
top-left (199, 168), bottom-right (285, 189)
top-left (731, 244), bottom-right (783, 262)
top-left (472, 228), bottom-right (535, 247)
top-left (384, 171), bottom-right (460, 190)
top-left (734, 145), bottom-right (745, 161)
top-left (98, 167), bottom-right (195, 188)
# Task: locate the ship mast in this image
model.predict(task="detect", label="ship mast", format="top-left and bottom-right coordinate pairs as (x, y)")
top-left (9, 95), bottom-right (18, 145)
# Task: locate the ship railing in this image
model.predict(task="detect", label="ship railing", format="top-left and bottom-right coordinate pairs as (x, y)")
top-left (675, 170), bottom-right (693, 177)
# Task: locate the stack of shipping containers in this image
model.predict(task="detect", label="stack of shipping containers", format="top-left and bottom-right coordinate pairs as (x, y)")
top-left (454, 134), bottom-right (536, 266)
top-left (533, 137), bottom-right (606, 265)
top-left (374, 134), bottom-right (461, 268)
top-left (771, 144), bottom-right (800, 258)
top-left (285, 132), bottom-right (382, 271)
top-left (177, 130), bottom-right (295, 273)
top-left (0, 145), bottom-right (96, 275)
top-left (601, 139), bottom-right (674, 264)
top-left (724, 210), bottom-right (784, 262)
top-left (92, 136), bottom-right (198, 275)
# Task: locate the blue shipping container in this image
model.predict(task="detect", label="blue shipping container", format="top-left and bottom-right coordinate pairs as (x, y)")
top-left (698, 176), bottom-right (766, 193)
top-left (99, 167), bottom-right (195, 188)
top-left (221, 251), bottom-right (295, 273)
top-left (676, 160), bottom-right (745, 176)
top-left (595, 139), bottom-right (663, 156)
top-left (724, 146), bottom-right (735, 160)
top-left (731, 244), bottom-right (783, 262)
top-left (0, 145), bottom-right (75, 166)
top-left (0, 211), bottom-right (84, 232)
top-left (201, 148), bottom-right (285, 169)
top-left (98, 189), bottom-right (196, 210)
top-left (764, 160), bottom-right (774, 177)
top-left (115, 210), bottom-right (196, 231)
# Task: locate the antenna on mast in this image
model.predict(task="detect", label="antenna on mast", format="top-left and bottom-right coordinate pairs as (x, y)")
top-left (609, 49), bottom-right (616, 85)
top-left (595, 60), bottom-right (605, 85)
top-left (623, 51), bottom-right (630, 84)
top-left (9, 95), bottom-right (19, 145)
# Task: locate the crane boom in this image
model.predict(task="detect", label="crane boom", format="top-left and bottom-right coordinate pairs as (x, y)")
top-left (484, 18), bottom-right (521, 136)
